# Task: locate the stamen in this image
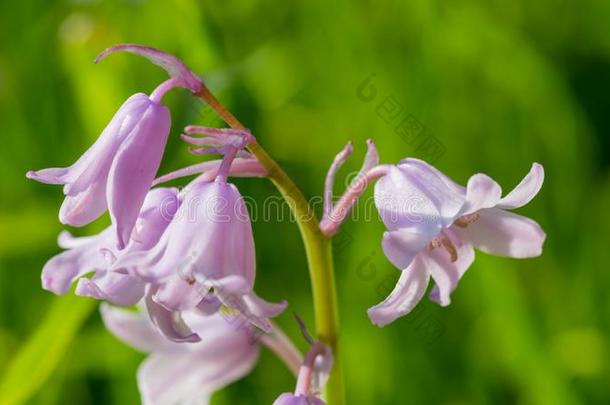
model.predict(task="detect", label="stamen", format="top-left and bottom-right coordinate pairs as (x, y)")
top-left (429, 233), bottom-right (458, 262)
top-left (454, 212), bottom-right (480, 228)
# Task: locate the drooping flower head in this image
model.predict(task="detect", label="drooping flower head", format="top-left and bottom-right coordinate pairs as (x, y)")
top-left (115, 178), bottom-right (287, 332)
top-left (368, 159), bottom-right (546, 326)
top-left (27, 45), bottom-right (204, 248)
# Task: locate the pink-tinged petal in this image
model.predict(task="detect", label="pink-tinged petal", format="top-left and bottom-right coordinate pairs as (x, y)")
top-left (426, 230), bottom-right (475, 306)
top-left (75, 270), bottom-right (146, 306)
top-left (455, 208), bottom-right (546, 258)
top-left (381, 229), bottom-right (436, 270)
top-left (242, 292), bottom-right (288, 319)
top-left (460, 173), bottom-right (502, 216)
top-left (374, 165), bottom-right (443, 234)
top-left (59, 179), bottom-right (108, 226)
top-left (41, 229), bottom-right (113, 294)
top-left (137, 318), bottom-right (259, 405)
top-left (95, 44), bottom-right (203, 93)
top-left (145, 291), bottom-right (200, 343)
top-left (100, 304), bottom-right (172, 353)
top-left (196, 296), bottom-right (223, 315)
top-left (183, 182), bottom-right (257, 284)
top-left (497, 163), bottom-right (545, 209)
top-left (152, 275), bottom-right (206, 311)
top-left (26, 167), bottom-right (71, 184)
top-left (397, 158), bottom-right (466, 227)
top-left (273, 393), bottom-right (325, 405)
top-left (57, 230), bottom-right (99, 249)
top-left (128, 187), bottom-right (179, 250)
top-left (107, 100), bottom-right (171, 249)
top-left (205, 276), bottom-right (286, 331)
top-left (367, 256), bottom-right (430, 327)
top-left (65, 93), bottom-right (149, 196)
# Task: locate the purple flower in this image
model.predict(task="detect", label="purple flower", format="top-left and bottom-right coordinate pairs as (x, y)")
top-left (27, 44), bottom-right (205, 248)
top-left (101, 305), bottom-right (259, 405)
top-left (41, 187), bottom-right (179, 306)
top-left (27, 93), bottom-right (171, 249)
top-left (115, 179), bottom-right (287, 331)
top-left (369, 159), bottom-right (546, 326)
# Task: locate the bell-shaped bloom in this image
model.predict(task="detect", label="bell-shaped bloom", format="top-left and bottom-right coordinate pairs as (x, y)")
top-left (369, 159), bottom-right (546, 326)
top-left (101, 304), bottom-right (259, 405)
top-left (114, 180), bottom-right (287, 331)
top-left (41, 187), bottom-right (179, 307)
top-left (27, 93), bottom-right (171, 248)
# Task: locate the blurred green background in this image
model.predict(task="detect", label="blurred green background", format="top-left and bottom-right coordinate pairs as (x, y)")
top-left (1, 0), bottom-right (609, 404)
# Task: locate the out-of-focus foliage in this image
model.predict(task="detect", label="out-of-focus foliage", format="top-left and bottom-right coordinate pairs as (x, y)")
top-left (0, 0), bottom-right (609, 404)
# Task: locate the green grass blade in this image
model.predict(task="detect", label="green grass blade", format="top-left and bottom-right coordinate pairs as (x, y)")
top-left (0, 295), bottom-right (95, 405)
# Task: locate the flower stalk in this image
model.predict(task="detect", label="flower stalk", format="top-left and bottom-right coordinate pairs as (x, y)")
top-left (195, 85), bottom-right (345, 405)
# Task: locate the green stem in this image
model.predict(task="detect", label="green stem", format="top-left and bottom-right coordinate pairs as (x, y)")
top-left (196, 86), bottom-right (345, 404)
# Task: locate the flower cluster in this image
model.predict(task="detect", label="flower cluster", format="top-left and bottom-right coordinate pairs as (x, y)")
top-left (28, 44), bottom-right (545, 404)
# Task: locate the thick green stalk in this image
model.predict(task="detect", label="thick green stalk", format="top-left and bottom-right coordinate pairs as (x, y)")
top-left (196, 86), bottom-right (345, 404)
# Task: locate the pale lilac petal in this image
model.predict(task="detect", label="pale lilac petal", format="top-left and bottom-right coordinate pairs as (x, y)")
top-left (207, 276), bottom-right (286, 331)
top-left (41, 229), bottom-right (113, 294)
top-left (242, 292), bottom-right (288, 319)
top-left (196, 296), bottom-right (223, 315)
top-left (100, 303), bottom-right (172, 353)
top-left (108, 101), bottom-right (171, 249)
top-left (460, 173), bottom-right (502, 216)
top-left (145, 291), bottom-right (200, 343)
top-left (137, 320), bottom-right (259, 405)
top-left (95, 44), bottom-right (203, 93)
top-left (119, 182), bottom-right (253, 282)
top-left (426, 230), bottom-right (475, 306)
top-left (273, 393), bottom-right (325, 405)
top-left (497, 163), bottom-right (545, 209)
top-left (57, 230), bottom-right (99, 249)
top-left (381, 229), bottom-right (436, 270)
top-left (128, 187), bottom-right (179, 250)
top-left (374, 165), bottom-right (443, 234)
top-left (152, 275), bottom-right (206, 311)
top-left (455, 208), bottom-right (545, 258)
top-left (367, 256), bottom-right (430, 327)
top-left (25, 167), bottom-right (71, 184)
top-left (59, 180), bottom-right (108, 226)
top-left (397, 158), bottom-right (465, 227)
top-left (197, 275), bottom-right (251, 295)
top-left (75, 270), bottom-right (146, 306)
top-left (65, 94), bottom-right (148, 196)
